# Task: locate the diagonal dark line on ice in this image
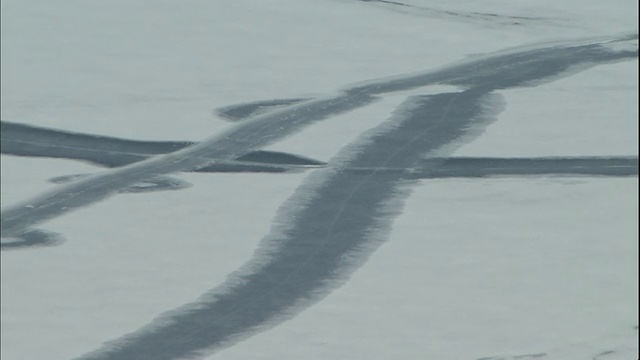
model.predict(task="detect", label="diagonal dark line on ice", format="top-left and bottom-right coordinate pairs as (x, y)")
top-left (347, 33), bottom-right (637, 94)
top-left (77, 89), bottom-right (504, 360)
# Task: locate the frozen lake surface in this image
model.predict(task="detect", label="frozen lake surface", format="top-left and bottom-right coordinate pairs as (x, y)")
top-left (1, 1), bottom-right (638, 359)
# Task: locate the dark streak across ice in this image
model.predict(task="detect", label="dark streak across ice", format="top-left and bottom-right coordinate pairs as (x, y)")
top-left (348, 34), bottom-right (638, 94)
top-left (401, 156), bottom-right (638, 178)
top-left (0, 121), bottom-right (326, 170)
top-left (73, 34), bottom-right (638, 360)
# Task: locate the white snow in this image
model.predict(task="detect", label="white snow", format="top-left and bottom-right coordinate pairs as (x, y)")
top-left (1, 0), bottom-right (637, 359)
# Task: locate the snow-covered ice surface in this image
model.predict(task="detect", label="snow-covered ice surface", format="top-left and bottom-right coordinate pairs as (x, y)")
top-left (1, 0), bottom-right (638, 359)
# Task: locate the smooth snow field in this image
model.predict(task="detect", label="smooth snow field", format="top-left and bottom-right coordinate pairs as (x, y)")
top-left (1, 1), bottom-right (638, 359)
